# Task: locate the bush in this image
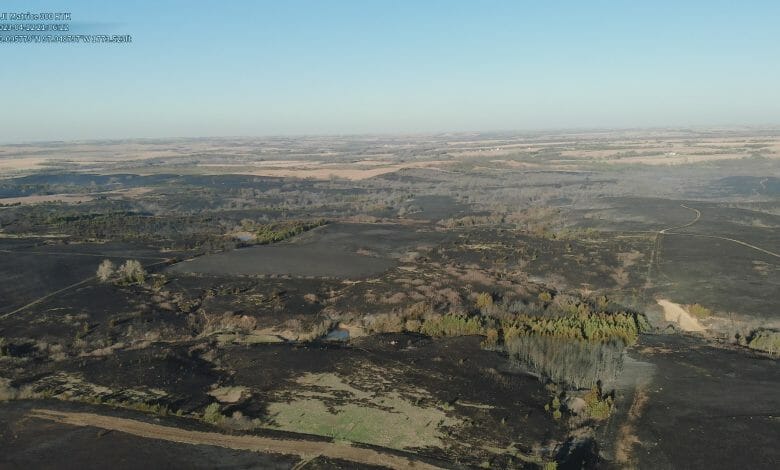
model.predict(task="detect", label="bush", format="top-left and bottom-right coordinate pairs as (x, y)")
top-left (582, 386), bottom-right (613, 420)
top-left (203, 403), bottom-right (224, 424)
top-left (405, 301), bottom-right (433, 319)
top-left (298, 319), bottom-right (335, 342)
top-left (126, 401), bottom-right (171, 416)
top-left (96, 259), bottom-right (115, 282)
top-left (404, 319), bottom-right (422, 332)
top-left (550, 397), bottom-right (564, 420)
top-left (476, 292), bottom-right (494, 312)
top-left (481, 328), bottom-right (499, 348)
top-left (148, 274), bottom-right (167, 290)
top-left (192, 311), bottom-right (258, 336)
top-left (117, 260), bottom-right (146, 284)
top-left (420, 314), bottom-right (484, 337)
top-left (364, 313), bottom-right (405, 334)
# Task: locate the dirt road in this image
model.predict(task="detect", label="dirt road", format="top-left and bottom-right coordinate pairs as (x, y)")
top-left (28, 408), bottom-right (443, 470)
top-left (646, 204), bottom-right (778, 290)
top-left (659, 204), bottom-right (701, 234)
top-left (647, 205), bottom-right (700, 287)
top-left (667, 233), bottom-right (780, 259)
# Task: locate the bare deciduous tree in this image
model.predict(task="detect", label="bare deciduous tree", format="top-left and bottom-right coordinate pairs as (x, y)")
top-left (96, 259), bottom-right (115, 282)
top-left (118, 260), bottom-right (146, 284)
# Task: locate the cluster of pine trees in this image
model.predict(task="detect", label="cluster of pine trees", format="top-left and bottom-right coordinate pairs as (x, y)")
top-left (239, 219), bottom-right (327, 244)
top-left (502, 311), bottom-right (644, 346)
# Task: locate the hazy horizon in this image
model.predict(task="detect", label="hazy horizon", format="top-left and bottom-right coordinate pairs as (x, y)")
top-left (5, 124), bottom-right (780, 147)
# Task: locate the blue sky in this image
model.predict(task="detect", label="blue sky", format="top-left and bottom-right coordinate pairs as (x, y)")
top-left (1, 0), bottom-right (779, 142)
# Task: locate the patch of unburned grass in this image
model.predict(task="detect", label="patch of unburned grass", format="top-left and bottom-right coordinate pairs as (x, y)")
top-left (4, 372), bottom-right (175, 415)
top-left (266, 371), bottom-right (459, 450)
top-left (215, 332), bottom-right (285, 345)
top-left (746, 329), bottom-right (780, 355)
top-left (687, 303), bottom-right (713, 318)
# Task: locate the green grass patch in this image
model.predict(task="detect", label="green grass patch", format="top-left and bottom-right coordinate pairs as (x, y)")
top-left (746, 329), bottom-right (780, 355)
top-left (265, 372), bottom-right (459, 449)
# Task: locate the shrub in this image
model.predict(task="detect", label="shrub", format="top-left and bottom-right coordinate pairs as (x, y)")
top-left (481, 328), bottom-right (500, 348)
top-left (96, 259), bottom-right (115, 282)
top-left (476, 292), bottom-right (494, 312)
top-left (203, 403), bottom-right (224, 424)
top-left (148, 274), bottom-right (167, 290)
top-left (117, 260), bottom-right (146, 284)
top-left (127, 401), bottom-right (171, 416)
top-left (364, 313), bottom-right (405, 334)
top-left (298, 319), bottom-right (335, 342)
top-left (420, 314), bottom-right (484, 337)
top-left (538, 291), bottom-right (553, 303)
top-left (404, 319), bottom-right (422, 332)
top-left (582, 386), bottom-right (613, 420)
top-left (194, 311), bottom-right (258, 336)
top-left (405, 301), bottom-right (433, 319)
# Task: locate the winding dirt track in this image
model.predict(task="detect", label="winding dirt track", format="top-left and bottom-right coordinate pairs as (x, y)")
top-left (655, 204), bottom-right (779, 258)
top-left (659, 204), bottom-right (701, 234)
top-left (645, 204), bottom-right (779, 290)
top-left (28, 409), bottom-right (443, 470)
top-left (646, 205), bottom-right (700, 287)
top-left (665, 233), bottom-right (780, 259)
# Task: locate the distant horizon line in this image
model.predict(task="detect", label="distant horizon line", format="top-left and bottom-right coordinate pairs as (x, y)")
top-left (3, 124), bottom-right (780, 146)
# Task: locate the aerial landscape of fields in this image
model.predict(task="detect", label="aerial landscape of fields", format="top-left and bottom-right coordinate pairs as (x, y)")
top-left (3, 1), bottom-right (779, 468)
top-left (0, 129), bottom-right (778, 469)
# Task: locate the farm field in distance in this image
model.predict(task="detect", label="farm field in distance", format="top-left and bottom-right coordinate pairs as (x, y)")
top-left (1, 129), bottom-right (779, 469)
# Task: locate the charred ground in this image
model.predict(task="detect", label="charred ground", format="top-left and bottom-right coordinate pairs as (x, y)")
top-left (1, 130), bottom-right (778, 469)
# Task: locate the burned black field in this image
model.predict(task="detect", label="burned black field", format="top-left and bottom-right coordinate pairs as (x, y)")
top-left (1, 132), bottom-right (779, 469)
top-left (628, 334), bottom-right (780, 470)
